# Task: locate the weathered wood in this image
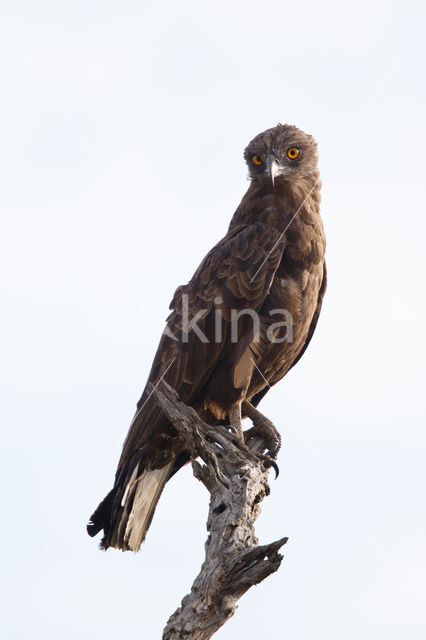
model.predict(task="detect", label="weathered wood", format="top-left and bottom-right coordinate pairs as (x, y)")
top-left (148, 381), bottom-right (287, 640)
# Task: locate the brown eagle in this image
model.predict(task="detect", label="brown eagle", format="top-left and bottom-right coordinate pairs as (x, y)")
top-left (87, 123), bottom-right (326, 551)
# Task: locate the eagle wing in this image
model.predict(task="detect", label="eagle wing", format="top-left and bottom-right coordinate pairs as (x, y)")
top-left (118, 220), bottom-right (286, 469)
top-left (287, 261), bottom-right (327, 372)
top-left (250, 261), bottom-right (327, 407)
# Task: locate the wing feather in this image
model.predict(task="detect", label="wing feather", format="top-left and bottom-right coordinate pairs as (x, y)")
top-left (118, 221), bottom-right (286, 469)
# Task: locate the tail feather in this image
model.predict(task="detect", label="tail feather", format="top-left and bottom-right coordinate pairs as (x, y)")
top-left (123, 464), bottom-right (173, 550)
top-left (86, 488), bottom-right (115, 539)
top-left (87, 460), bottom-right (173, 552)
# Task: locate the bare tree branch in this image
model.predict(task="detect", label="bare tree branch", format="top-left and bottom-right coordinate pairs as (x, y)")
top-left (147, 381), bottom-right (287, 640)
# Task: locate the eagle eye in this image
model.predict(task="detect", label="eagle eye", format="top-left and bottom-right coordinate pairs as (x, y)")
top-left (287, 147), bottom-right (300, 160)
top-left (252, 154), bottom-right (263, 166)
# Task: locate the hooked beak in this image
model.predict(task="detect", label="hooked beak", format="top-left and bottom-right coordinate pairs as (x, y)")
top-left (266, 156), bottom-right (281, 186)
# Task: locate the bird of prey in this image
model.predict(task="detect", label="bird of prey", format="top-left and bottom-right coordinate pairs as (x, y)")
top-left (87, 123), bottom-right (327, 551)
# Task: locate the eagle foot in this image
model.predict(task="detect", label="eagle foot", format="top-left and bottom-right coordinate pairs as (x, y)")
top-left (244, 424), bottom-right (281, 458)
top-left (242, 402), bottom-right (282, 460)
top-left (228, 403), bottom-right (279, 477)
top-left (224, 429), bottom-right (279, 479)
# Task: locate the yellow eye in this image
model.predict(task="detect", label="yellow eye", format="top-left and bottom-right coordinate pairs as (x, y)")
top-left (287, 147), bottom-right (299, 159)
top-left (252, 154), bottom-right (262, 166)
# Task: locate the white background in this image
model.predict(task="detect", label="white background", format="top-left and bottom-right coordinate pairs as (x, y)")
top-left (1, 1), bottom-right (426, 638)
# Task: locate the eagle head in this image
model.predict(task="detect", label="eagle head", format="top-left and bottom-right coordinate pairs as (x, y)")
top-left (244, 123), bottom-right (318, 186)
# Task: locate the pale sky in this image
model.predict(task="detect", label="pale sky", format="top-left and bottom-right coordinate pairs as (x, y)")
top-left (1, 1), bottom-right (426, 638)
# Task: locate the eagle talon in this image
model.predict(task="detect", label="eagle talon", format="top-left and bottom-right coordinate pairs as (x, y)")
top-left (259, 454), bottom-right (280, 479)
top-left (246, 450), bottom-right (279, 478)
top-left (224, 424), bottom-right (238, 436)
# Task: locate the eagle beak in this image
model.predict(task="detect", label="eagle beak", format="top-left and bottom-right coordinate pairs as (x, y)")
top-left (266, 157), bottom-right (281, 186)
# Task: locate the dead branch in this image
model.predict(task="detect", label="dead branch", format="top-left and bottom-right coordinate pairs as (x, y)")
top-left (148, 381), bottom-right (287, 640)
